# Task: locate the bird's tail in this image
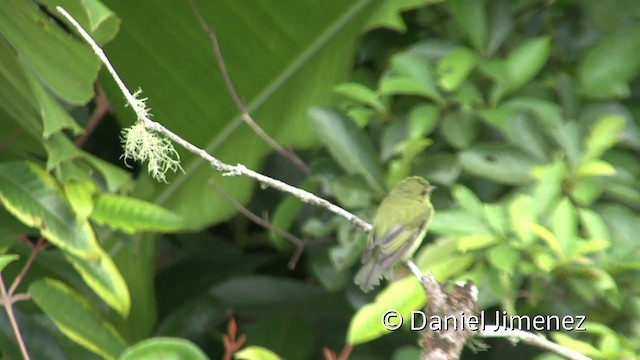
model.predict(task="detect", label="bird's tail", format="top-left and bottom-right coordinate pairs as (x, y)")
top-left (354, 257), bottom-right (383, 293)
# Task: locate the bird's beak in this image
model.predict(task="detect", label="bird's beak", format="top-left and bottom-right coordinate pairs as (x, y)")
top-left (429, 186), bottom-right (437, 195)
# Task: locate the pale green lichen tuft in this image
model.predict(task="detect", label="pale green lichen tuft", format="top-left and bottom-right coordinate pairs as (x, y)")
top-left (120, 121), bottom-right (182, 183)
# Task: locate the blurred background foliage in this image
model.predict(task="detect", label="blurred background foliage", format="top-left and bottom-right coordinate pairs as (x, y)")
top-left (1, 0), bottom-right (640, 359)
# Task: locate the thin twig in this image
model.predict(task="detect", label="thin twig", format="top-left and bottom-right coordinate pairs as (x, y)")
top-left (210, 181), bottom-right (307, 269)
top-left (0, 293), bottom-right (31, 305)
top-left (8, 238), bottom-right (46, 296)
top-left (481, 326), bottom-right (591, 360)
top-left (0, 276), bottom-right (30, 360)
top-left (187, 0), bottom-right (309, 173)
top-left (75, 84), bottom-right (110, 147)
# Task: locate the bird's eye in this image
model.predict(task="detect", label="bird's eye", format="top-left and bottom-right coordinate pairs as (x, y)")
top-left (420, 188), bottom-right (428, 196)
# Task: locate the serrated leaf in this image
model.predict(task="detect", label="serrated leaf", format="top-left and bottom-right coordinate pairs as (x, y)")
top-left (309, 108), bottom-right (385, 193)
top-left (118, 338), bottom-right (208, 360)
top-left (91, 194), bottom-right (185, 233)
top-left (29, 278), bottom-right (127, 360)
top-left (0, 161), bottom-right (101, 259)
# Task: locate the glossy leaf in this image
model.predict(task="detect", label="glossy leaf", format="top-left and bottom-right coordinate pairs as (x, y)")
top-left (379, 52), bottom-right (444, 104)
top-left (90, 193), bottom-right (185, 233)
top-left (309, 108), bottom-right (385, 193)
top-left (437, 47), bottom-right (477, 91)
top-left (0, 161), bottom-right (101, 259)
top-left (459, 144), bottom-right (538, 185)
top-left (118, 338), bottom-right (207, 360)
top-left (29, 278), bottom-right (127, 360)
top-left (333, 82), bottom-right (385, 113)
top-left (583, 115), bottom-right (625, 162)
top-left (234, 346), bottom-right (281, 360)
top-left (448, 0), bottom-right (487, 52)
top-left (0, 254), bottom-right (18, 273)
top-left (365, 0), bottom-right (443, 32)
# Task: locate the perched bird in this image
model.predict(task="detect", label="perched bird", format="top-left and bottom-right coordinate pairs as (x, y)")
top-left (355, 176), bottom-right (435, 292)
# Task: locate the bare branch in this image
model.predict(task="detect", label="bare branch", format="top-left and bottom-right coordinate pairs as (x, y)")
top-left (187, 0), bottom-right (309, 173)
top-left (75, 84), bottom-right (110, 147)
top-left (0, 276), bottom-right (30, 360)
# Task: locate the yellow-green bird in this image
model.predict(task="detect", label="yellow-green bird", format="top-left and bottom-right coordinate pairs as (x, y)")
top-left (355, 176), bottom-right (435, 292)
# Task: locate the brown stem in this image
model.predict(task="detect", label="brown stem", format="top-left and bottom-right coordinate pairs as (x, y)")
top-left (8, 238), bottom-right (46, 296)
top-left (75, 84), bottom-right (110, 147)
top-left (0, 275), bottom-right (30, 360)
top-left (187, 0), bottom-right (309, 173)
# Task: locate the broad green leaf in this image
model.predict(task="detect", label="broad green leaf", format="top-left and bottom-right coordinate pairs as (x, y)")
top-left (64, 180), bottom-right (96, 222)
top-left (483, 203), bottom-right (508, 236)
top-left (99, 0), bottom-right (381, 230)
top-left (365, 0), bottom-right (443, 32)
top-left (27, 72), bottom-right (83, 138)
top-left (333, 82), bottom-right (385, 113)
top-left (491, 37), bottom-right (551, 102)
top-left (309, 250), bottom-right (349, 292)
top-left (118, 338), bottom-right (207, 360)
top-left (485, 0), bottom-right (512, 56)
top-left (503, 111), bottom-right (550, 162)
top-left (451, 185), bottom-right (483, 217)
top-left (583, 115), bottom-right (625, 161)
top-left (308, 108), bottom-right (385, 193)
top-left (551, 333), bottom-right (603, 357)
top-left (65, 248), bottom-right (131, 317)
top-left (551, 198), bottom-right (577, 257)
top-left (330, 223), bottom-right (367, 270)
top-left (578, 26), bottom-right (640, 98)
top-left (348, 276), bottom-right (424, 344)
top-left (379, 52), bottom-right (444, 104)
top-left (429, 210), bottom-right (490, 236)
top-left (91, 193), bottom-right (185, 233)
top-left (437, 47), bottom-right (477, 91)
top-left (448, 0), bottom-right (487, 52)
top-left (29, 278), bottom-right (127, 360)
top-left (457, 234), bottom-right (499, 252)
top-left (408, 104), bottom-right (440, 139)
top-left (330, 175), bottom-right (373, 209)
top-left (0, 0), bottom-right (100, 104)
top-left (508, 195), bottom-right (536, 245)
top-left (440, 110), bottom-right (479, 149)
top-left (487, 244), bottom-right (519, 275)
top-left (0, 161), bottom-right (101, 259)
top-left (0, 254), bottom-right (19, 273)
top-left (414, 153), bottom-right (461, 186)
top-left (529, 223), bottom-right (563, 259)
top-left (39, 0), bottom-right (120, 45)
top-left (576, 160), bottom-right (616, 178)
top-left (235, 346), bottom-right (281, 360)
top-left (531, 159), bottom-right (566, 216)
top-left (579, 209), bottom-right (610, 244)
top-left (459, 144), bottom-right (538, 185)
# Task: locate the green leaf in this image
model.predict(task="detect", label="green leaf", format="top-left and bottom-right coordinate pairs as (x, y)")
top-left (64, 180), bottom-right (96, 222)
top-left (414, 153), bottom-right (461, 186)
top-left (309, 250), bottom-right (349, 292)
top-left (118, 338), bottom-right (207, 360)
top-left (309, 108), bottom-right (385, 193)
top-left (430, 210), bottom-right (490, 236)
top-left (0, 254), bottom-right (19, 273)
top-left (234, 346), bottom-right (281, 360)
top-left (0, 161), bottom-right (101, 259)
top-left (485, 0), bottom-right (512, 56)
top-left (448, 0), bottom-right (487, 52)
top-left (379, 52), bottom-right (444, 104)
top-left (487, 244), bottom-right (519, 275)
top-left (531, 159), bottom-right (566, 216)
top-left (90, 193), bottom-right (185, 234)
top-left (39, 0), bottom-right (120, 45)
top-left (459, 144), bottom-right (538, 185)
top-left (576, 160), bottom-right (616, 178)
top-left (452, 185), bottom-right (483, 217)
top-left (65, 248), bottom-right (131, 317)
top-left (578, 26), bottom-right (640, 98)
top-left (583, 115), bottom-right (625, 161)
top-left (440, 110), bottom-right (479, 149)
top-left (457, 234), bottom-right (499, 252)
top-left (579, 209), bottom-right (610, 244)
top-left (246, 316), bottom-right (312, 360)
top-left (551, 198), bottom-right (577, 258)
top-left (0, 0), bottom-right (100, 104)
top-left (365, 0), bottom-right (443, 32)
top-left (333, 82), bottom-right (385, 113)
top-left (491, 37), bottom-right (551, 103)
top-left (29, 278), bottom-right (127, 360)
top-left (348, 276), bottom-right (424, 345)
top-left (27, 73), bottom-right (83, 138)
top-left (437, 47), bottom-right (477, 91)
top-left (508, 195), bottom-right (537, 245)
top-left (551, 333), bottom-right (603, 357)
top-left (408, 104), bottom-right (440, 139)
